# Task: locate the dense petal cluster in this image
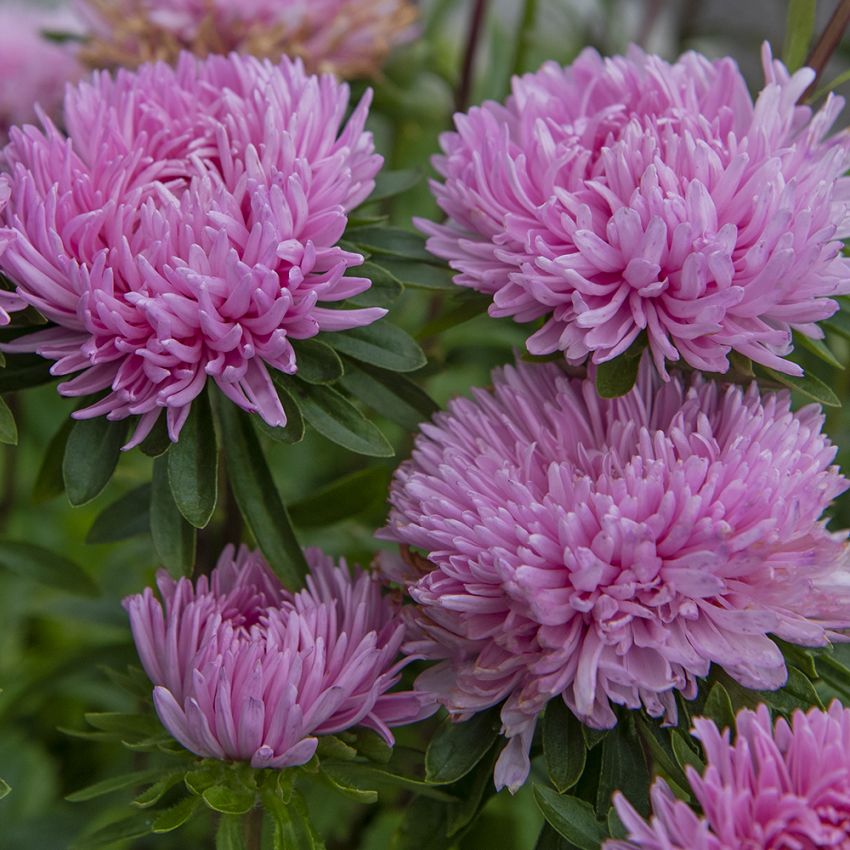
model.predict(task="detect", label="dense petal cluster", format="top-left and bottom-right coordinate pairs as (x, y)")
top-left (608, 702), bottom-right (850, 849)
top-left (77, 0), bottom-right (417, 79)
top-left (0, 4), bottom-right (82, 138)
top-left (0, 53), bottom-right (384, 444)
top-left (125, 545), bottom-right (434, 768)
top-left (418, 45), bottom-right (850, 376)
top-left (380, 359), bottom-right (850, 791)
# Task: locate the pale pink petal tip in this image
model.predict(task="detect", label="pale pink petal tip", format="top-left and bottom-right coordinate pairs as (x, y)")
top-left (421, 43), bottom-right (850, 376)
top-left (0, 52), bottom-right (384, 444)
top-left (124, 544), bottom-right (436, 766)
top-left (381, 357), bottom-right (850, 791)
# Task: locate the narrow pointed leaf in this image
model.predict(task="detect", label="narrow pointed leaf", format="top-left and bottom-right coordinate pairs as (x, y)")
top-left (426, 708), bottom-right (500, 783)
top-left (364, 169), bottom-right (421, 204)
top-left (347, 225), bottom-right (433, 262)
top-left (543, 698), bottom-right (586, 794)
top-left (0, 540), bottom-right (97, 596)
top-left (63, 416), bottom-right (128, 505)
top-left (151, 455), bottom-right (196, 576)
top-left (216, 814), bottom-right (247, 850)
top-left (33, 418), bottom-right (72, 503)
top-left (783, 0), bottom-right (817, 71)
top-left (257, 379), bottom-right (304, 444)
top-left (376, 258), bottom-right (456, 290)
top-left (347, 262), bottom-right (404, 308)
top-left (760, 366), bottom-right (840, 406)
top-left (72, 813), bottom-right (154, 849)
top-left (288, 467), bottom-right (391, 527)
top-left (533, 785), bottom-right (608, 850)
top-left (794, 332), bottom-right (843, 369)
top-left (329, 322), bottom-right (426, 372)
top-left (153, 795), bottom-right (201, 832)
top-left (66, 768), bottom-right (166, 803)
top-left (87, 484), bottom-right (151, 543)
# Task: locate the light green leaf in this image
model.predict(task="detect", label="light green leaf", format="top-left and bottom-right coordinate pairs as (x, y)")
top-left (0, 777), bottom-right (9, 800)
top-left (216, 814), bottom-right (248, 850)
top-left (152, 796), bottom-right (201, 832)
top-left (0, 540), bottom-right (97, 596)
top-left (201, 785), bottom-right (255, 816)
top-left (783, 0), bottom-right (817, 71)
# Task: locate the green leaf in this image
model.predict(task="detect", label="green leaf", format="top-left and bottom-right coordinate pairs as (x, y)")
top-left (759, 665), bottom-right (824, 713)
top-left (340, 360), bottom-right (438, 430)
top-left (292, 339), bottom-right (344, 384)
top-left (607, 806), bottom-right (627, 841)
top-left (347, 262), bottom-right (404, 308)
top-left (635, 716), bottom-right (690, 799)
top-left (445, 747), bottom-right (499, 837)
top-left (288, 467), bottom-right (391, 527)
top-left (347, 226), bottom-right (433, 262)
top-left (133, 772), bottom-right (185, 808)
top-left (292, 382), bottom-right (393, 457)
top-left (153, 795), bottom-right (201, 832)
top-left (202, 785), bottom-right (256, 816)
top-left (375, 258), bottom-right (456, 291)
top-left (671, 730), bottom-right (704, 775)
top-left (702, 683), bottom-right (736, 732)
top-left (216, 398), bottom-right (308, 589)
top-left (321, 770), bottom-right (379, 804)
top-left (66, 768), bottom-right (166, 803)
top-left (168, 391), bottom-right (219, 528)
top-left (811, 67), bottom-right (850, 101)
top-left (533, 786), bottom-right (608, 850)
top-left (595, 341), bottom-right (646, 399)
top-left (794, 331), bottom-right (843, 369)
top-left (534, 823), bottom-right (580, 850)
top-left (63, 416), bottom-right (128, 506)
top-left (759, 365), bottom-right (840, 406)
top-left (597, 720), bottom-right (650, 817)
top-left (824, 309), bottom-right (850, 340)
top-left (0, 540), bottom-right (97, 596)
top-left (84, 712), bottom-right (162, 739)
top-left (393, 797), bottom-right (450, 850)
top-left (151, 455), bottom-right (196, 576)
top-left (417, 294), bottom-right (491, 339)
top-left (320, 761), bottom-right (457, 802)
top-left (783, 0), bottom-right (817, 71)
top-left (72, 813), bottom-right (154, 849)
top-left (0, 353), bottom-right (54, 393)
top-left (262, 788), bottom-right (323, 850)
top-left (0, 777), bottom-right (9, 800)
top-left (0, 396), bottom-right (17, 445)
top-left (138, 416), bottom-right (171, 457)
top-left (216, 814), bottom-right (248, 850)
top-left (86, 484), bottom-right (151, 543)
top-left (329, 322), bottom-right (427, 373)
top-left (256, 379), bottom-right (305, 444)
top-left (542, 698), bottom-right (586, 794)
top-left (425, 707), bottom-right (500, 784)
top-left (32, 418), bottom-right (72, 503)
top-left (364, 169), bottom-right (422, 204)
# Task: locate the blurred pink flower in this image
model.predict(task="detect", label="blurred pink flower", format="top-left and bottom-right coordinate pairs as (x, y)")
top-left (0, 53), bottom-right (384, 445)
top-left (608, 702), bottom-right (850, 849)
top-left (76, 0), bottom-right (417, 79)
top-left (418, 45), bottom-right (850, 377)
top-left (380, 359), bottom-right (850, 791)
top-left (0, 4), bottom-right (82, 136)
top-left (125, 545), bottom-right (434, 768)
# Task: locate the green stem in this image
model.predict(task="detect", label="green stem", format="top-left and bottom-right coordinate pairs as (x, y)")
top-left (511, 0), bottom-right (539, 78)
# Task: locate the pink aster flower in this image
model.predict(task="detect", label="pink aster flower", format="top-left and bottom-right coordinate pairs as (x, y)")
top-left (124, 545), bottom-right (434, 768)
top-left (417, 44), bottom-right (850, 377)
top-left (0, 53), bottom-right (384, 445)
top-left (380, 359), bottom-right (850, 792)
top-left (0, 4), bottom-right (82, 138)
top-left (76, 0), bottom-right (417, 79)
top-left (607, 702), bottom-right (850, 850)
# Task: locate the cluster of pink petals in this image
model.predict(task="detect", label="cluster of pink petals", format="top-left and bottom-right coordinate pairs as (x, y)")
top-left (0, 52), bottom-right (384, 445)
top-left (380, 359), bottom-right (850, 791)
top-left (608, 702), bottom-right (850, 849)
top-left (418, 44), bottom-right (850, 377)
top-left (125, 545), bottom-right (434, 768)
top-left (0, 4), bottom-right (82, 137)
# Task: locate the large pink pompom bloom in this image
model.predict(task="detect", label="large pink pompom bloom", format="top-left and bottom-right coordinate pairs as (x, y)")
top-left (380, 359), bottom-right (850, 791)
top-left (0, 53), bottom-right (384, 445)
top-left (418, 45), bottom-right (850, 377)
top-left (124, 545), bottom-right (434, 768)
top-left (608, 702), bottom-right (850, 849)
top-left (0, 4), bottom-right (82, 137)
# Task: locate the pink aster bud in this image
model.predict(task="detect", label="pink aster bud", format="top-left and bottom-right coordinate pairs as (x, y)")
top-left (0, 52), bottom-right (385, 445)
top-left (607, 701), bottom-right (850, 849)
top-left (417, 44), bottom-right (850, 378)
top-left (380, 359), bottom-right (850, 792)
top-left (124, 545), bottom-right (435, 768)
top-left (76, 0), bottom-right (418, 79)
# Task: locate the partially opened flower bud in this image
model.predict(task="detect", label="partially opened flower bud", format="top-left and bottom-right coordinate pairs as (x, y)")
top-left (381, 359), bottom-right (850, 791)
top-left (125, 545), bottom-right (434, 768)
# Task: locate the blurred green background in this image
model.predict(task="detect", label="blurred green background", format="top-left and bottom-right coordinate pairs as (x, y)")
top-left (2, 0), bottom-right (850, 847)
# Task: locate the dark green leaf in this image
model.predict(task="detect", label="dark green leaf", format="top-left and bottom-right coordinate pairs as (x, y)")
top-left (72, 813), bottom-right (154, 849)
top-left (216, 398), bottom-right (308, 589)
top-left (776, 640), bottom-right (818, 679)
top-left (292, 382), bottom-right (393, 457)
top-left (759, 666), bottom-right (823, 713)
top-left (794, 332), bottom-right (843, 369)
top-left (543, 698), bottom-right (586, 794)
top-left (0, 353), bottom-right (54, 393)
top-left (702, 683), bottom-right (736, 732)
top-left (138, 416), bottom-right (171, 457)
top-left (393, 797), bottom-right (450, 850)
top-left (347, 262), bottom-right (404, 308)
top-left (292, 339), bottom-right (344, 384)
top-left (783, 0), bottom-right (817, 71)
top-left (320, 761), bottom-right (457, 802)
top-left (0, 778), bottom-right (9, 800)
top-left (0, 540), bottom-right (97, 596)
top-left (329, 322), bottom-right (426, 373)
top-left (168, 391), bottom-right (218, 528)
top-left (533, 785), bottom-right (608, 850)
top-left (376, 258), bottom-right (456, 291)
top-left (417, 294), bottom-right (491, 339)
top-left (759, 366), bottom-right (840, 407)
top-left (216, 815), bottom-right (247, 850)
top-left (671, 730), bottom-right (704, 775)
top-left (32, 418), bottom-right (72, 503)
top-left (635, 716), bottom-right (690, 796)
top-left (256, 379), bottom-right (305, 444)
top-left (581, 726), bottom-right (609, 750)
top-left (607, 806), bottom-right (627, 840)
top-left (202, 785), bottom-right (255, 816)
top-left (817, 653), bottom-right (850, 702)
top-left (152, 796), bottom-right (201, 832)
top-left (63, 416), bottom-right (128, 506)
top-left (0, 396), bottom-right (17, 445)
top-left (595, 342), bottom-right (646, 399)
top-left (824, 309), bottom-right (850, 340)
top-left (348, 226), bottom-right (433, 262)
top-left (340, 360), bottom-right (438, 430)
top-left (86, 484), bottom-right (151, 543)
top-left (288, 467), bottom-right (391, 528)
top-left (321, 769), bottom-right (378, 804)
top-left (364, 169), bottom-right (422, 204)
top-left (426, 707), bottom-right (500, 784)
top-left (151, 455), bottom-right (196, 576)
top-left (597, 720), bottom-right (650, 817)
top-left (445, 747), bottom-right (499, 838)
top-left (534, 823), bottom-right (580, 850)
top-left (66, 768), bottom-right (166, 803)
